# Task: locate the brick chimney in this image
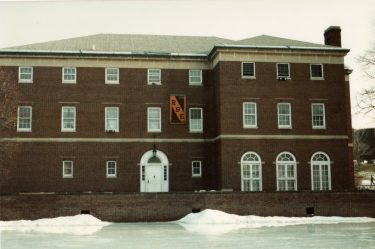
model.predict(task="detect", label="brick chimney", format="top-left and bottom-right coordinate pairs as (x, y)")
top-left (324, 26), bottom-right (341, 47)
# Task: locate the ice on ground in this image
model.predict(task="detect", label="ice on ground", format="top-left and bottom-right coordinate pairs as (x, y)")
top-left (0, 214), bottom-right (111, 235)
top-left (175, 209), bottom-right (375, 234)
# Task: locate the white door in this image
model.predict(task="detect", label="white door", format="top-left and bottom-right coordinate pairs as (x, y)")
top-left (146, 164), bottom-right (163, 192)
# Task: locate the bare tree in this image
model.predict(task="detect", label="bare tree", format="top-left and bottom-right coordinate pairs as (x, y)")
top-left (0, 67), bottom-right (19, 192)
top-left (357, 43), bottom-right (375, 118)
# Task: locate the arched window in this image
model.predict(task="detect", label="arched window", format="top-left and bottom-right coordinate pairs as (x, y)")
top-left (241, 152), bottom-right (262, 191)
top-left (276, 152), bottom-right (297, 191)
top-left (311, 152), bottom-right (331, 191)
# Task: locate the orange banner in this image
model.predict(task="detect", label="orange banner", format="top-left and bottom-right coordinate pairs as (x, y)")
top-left (170, 95), bottom-right (186, 124)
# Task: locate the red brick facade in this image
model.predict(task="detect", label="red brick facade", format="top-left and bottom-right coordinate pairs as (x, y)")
top-left (0, 31), bottom-right (354, 195)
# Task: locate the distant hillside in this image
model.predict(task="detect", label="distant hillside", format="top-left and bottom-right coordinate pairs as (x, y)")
top-left (353, 128), bottom-right (375, 162)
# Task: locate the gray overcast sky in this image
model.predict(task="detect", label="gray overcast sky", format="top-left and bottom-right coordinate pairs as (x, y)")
top-left (1, 0), bottom-right (374, 128)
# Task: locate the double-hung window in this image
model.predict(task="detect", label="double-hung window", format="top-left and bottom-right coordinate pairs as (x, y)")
top-left (61, 106), bottom-right (76, 132)
top-left (277, 103), bottom-right (291, 129)
top-left (62, 67), bottom-right (76, 83)
top-left (17, 106), bottom-right (32, 132)
top-left (105, 107), bottom-right (119, 132)
top-left (192, 161), bottom-right (202, 177)
top-left (189, 108), bottom-right (203, 133)
top-left (189, 70), bottom-right (202, 85)
top-left (106, 161), bottom-right (117, 178)
top-left (277, 63), bottom-right (290, 79)
top-left (242, 62), bottom-right (256, 79)
top-left (106, 68), bottom-right (119, 84)
top-left (147, 107), bottom-right (161, 132)
top-left (310, 64), bottom-right (324, 80)
top-left (63, 161), bottom-right (73, 178)
top-left (243, 102), bottom-right (257, 128)
top-left (312, 103), bottom-right (326, 129)
top-left (148, 69), bottom-right (161, 85)
top-left (18, 67), bottom-right (33, 83)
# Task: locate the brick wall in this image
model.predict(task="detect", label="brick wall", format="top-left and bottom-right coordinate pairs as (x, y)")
top-left (1, 192), bottom-right (374, 222)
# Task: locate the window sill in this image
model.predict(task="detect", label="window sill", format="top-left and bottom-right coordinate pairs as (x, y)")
top-left (17, 129), bottom-right (32, 132)
top-left (278, 126), bottom-right (292, 129)
top-left (192, 175), bottom-right (202, 178)
top-left (242, 76), bottom-right (256, 79)
top-left (311, 77), bottom-right (324, 80)
top-left (148, 130), bottom-right (161, 133)
top-left (312, 126), bottom-right (326, 129)
top-left (189, 83), bottom-right (203, 86)
top-left (243, 126), bottom-right (258, 129)
top-left (18, 81), bottom-right (33, 84)
top-left (189, 130), bottom-right (203, 133)
top-left (106, 176), bottom-right (117, 178)
top-left (63, 176), bottom-right (73, 178)
top-left (105, 82), bottom-right (120, 85)
top-left (62, 81), bottom-right (77, 84)
top-left (147, 82), bottom-right (162, 85)
top-left (61, 130), bottom-right (76, 132)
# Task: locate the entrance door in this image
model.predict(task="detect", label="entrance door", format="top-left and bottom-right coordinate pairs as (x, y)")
top-left (140, 150), bottom-right (169, 192)
top-left (146, 163), bottom-right (163, 192)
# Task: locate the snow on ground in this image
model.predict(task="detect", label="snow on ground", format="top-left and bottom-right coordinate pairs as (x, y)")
top-left (175, 209), bottom-right (375, 234)
top-left (0, 214), bottom-right (111, 235)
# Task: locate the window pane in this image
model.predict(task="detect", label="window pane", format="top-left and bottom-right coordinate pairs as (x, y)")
top-left (242, 63), bottom-right (255, 77)
top-left (189, 70), bottom-right (202, 84)
top-left (277, 64), bottom-right (289, 77)
top-left (311, 64), bottom-right (323, 78)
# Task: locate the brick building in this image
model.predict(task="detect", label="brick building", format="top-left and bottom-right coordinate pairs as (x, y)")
top-left (0, 26), bottom-right (354, 194)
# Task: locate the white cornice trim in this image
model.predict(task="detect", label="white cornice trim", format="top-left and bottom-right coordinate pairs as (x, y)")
top-left (0, 135), bottom-right (349, 143)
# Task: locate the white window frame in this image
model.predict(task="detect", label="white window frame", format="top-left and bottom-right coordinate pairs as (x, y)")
top-left (277, 103), bottom-right (292, 129)
top-left (189, 70), bottom-right (202, 85)
top-left (106, 161), bottom-right (117, 178)
top-left (61, 106), bottom-right (76, 132)
top-left (311, 103), bottom-right (326, 129)
top-left (241, 62), bottom-right (256, 79)
top-left (105, 68), bottom-right (119, 84)
top-left (310, 152), bottom-right (331, 191)
top-left (192, 161), bottom-right (202, 177)
top-left (18, 67), bottom-right (33, 83)
top-left (241, 152), bottom-right (263, 191)
top-left (276, 63), bottom-right (291, 79)
top-left (276, 152), bottom-right (297, 191)
top-left (243, 102), bottom-right (257, 128)
top-left (17, 106), bottom-right (32, 132)
top-left (63, 161), bottom-right (73, 178)
top-left (105, 107), bottom-right (119, 132)
top-left (147, 69), bottom-right (161, 85)
top-left (189, 108), bottom-right (203, 133)
top-left (147, 107), bottom-right (161, 132)
top-left (310, 64), bottom-right (324, 80)
top-left (62, 67), bottom-right (77, 84)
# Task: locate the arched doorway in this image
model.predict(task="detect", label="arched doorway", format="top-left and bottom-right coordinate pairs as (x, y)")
top-left (140, 150), bottom-right (169, 192)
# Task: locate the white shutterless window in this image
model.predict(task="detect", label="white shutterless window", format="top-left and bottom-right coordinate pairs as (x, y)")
top-left (192, 161), bottom-right (202, 177)
top-left (18, 67), bottom-right (33, 83)
top-left (63, 161), bottom-right (73, 178)
top-left (106, 161), bottom-right (117, 178)
top-left (62, 67), bottom-right (77, 83)
top-left (276, 152), bottom-right (297, 191)
top-left (189, 108), bottom-right (203, 133)
top-left (242, 62), bottom-right (256, 79)
top-left (189, 70), bottom-right (202, 85)
top-left (105, 107), bottom-right (119, 132)
top-left (310, 64), bottom-right (324, 80)
top-left (276, 63), bottom-right (290, 79)
top-left (312, 103), bottom-right (326, 129)
top-left (106, 68), bottom-right (119, 84)
top-left (17, 106), bottom-right (32, 132)
top-left (148, 69), bottom-right (161, 85)
top-left (147, 107), bottom-right (161, 132)
top-left (243, 102), bottom-right (257, 128)
top-left (277, 103), bottom-right (292, 129)
top-left (61, 106), bottom-right (76, 132)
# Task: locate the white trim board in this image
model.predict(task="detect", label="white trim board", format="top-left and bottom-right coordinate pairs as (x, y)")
top-left (0, 134), bottom-right (349, 143)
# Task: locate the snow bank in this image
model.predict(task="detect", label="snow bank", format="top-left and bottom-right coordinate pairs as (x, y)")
top-left (0, 214), bottom-right (111, 235)
top-left (175, 209), bottom-right (375, 234)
